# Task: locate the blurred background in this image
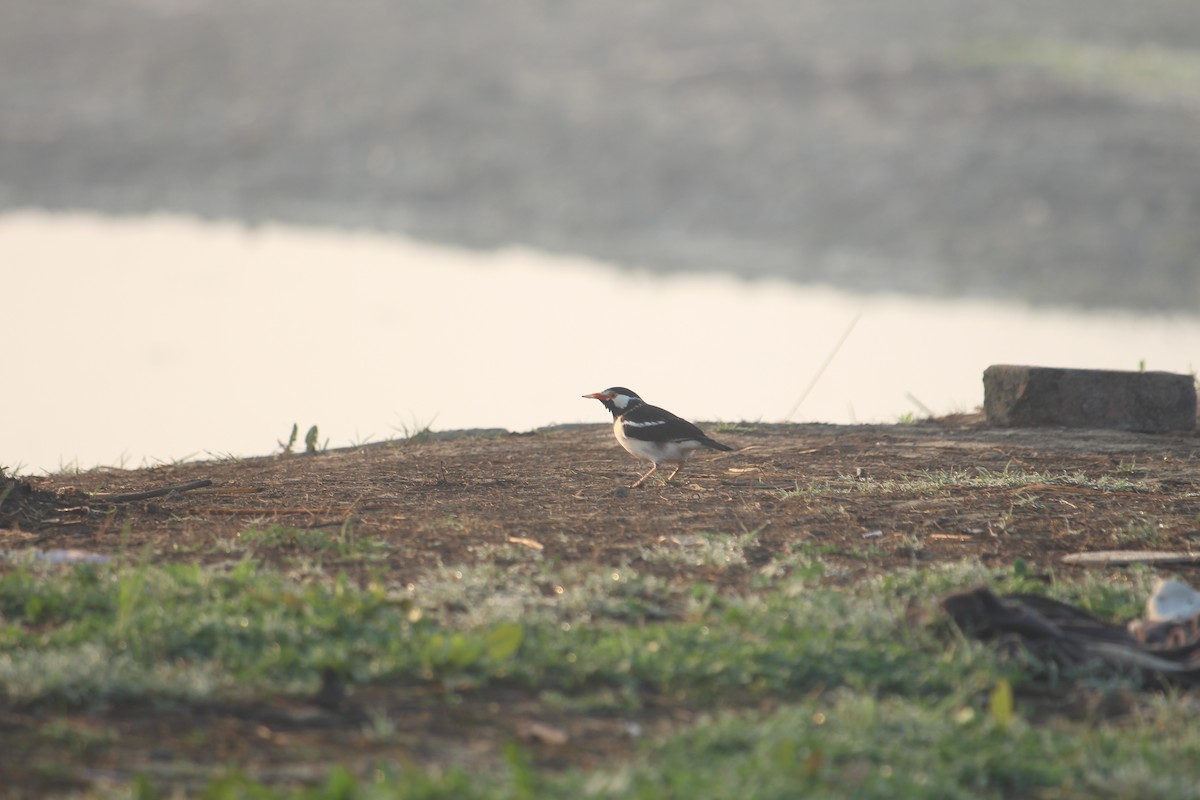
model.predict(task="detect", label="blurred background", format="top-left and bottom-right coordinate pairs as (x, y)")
top-left (3, 0), bottom-right (1198, 471)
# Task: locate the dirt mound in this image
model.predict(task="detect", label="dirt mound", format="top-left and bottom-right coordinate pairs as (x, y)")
top-left (4, 421), bottom-right (1197, 584)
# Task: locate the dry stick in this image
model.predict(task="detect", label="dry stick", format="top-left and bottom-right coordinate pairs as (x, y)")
top-left (190, 504), bottom-right (405, 516)
top-left (93, 479), bottom-right (213, 504)
top-left (905, 391), bottom-right (935, 418)
top-left (783, 312), bottom-right (862, 422)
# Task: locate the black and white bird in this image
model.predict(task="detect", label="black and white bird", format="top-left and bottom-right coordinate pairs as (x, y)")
top-left (584, 387), bottom-right (733, 488)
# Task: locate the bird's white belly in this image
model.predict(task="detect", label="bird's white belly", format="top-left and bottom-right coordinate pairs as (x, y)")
top-left (614, 420), bottom-right (698, 464)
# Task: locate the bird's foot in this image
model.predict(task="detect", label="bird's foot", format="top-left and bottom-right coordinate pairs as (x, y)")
top-left (630, 465), bottom-right (659, 489)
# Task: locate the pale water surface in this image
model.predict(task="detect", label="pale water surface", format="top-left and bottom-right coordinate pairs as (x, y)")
top-left (3, 212), bottom-right (1198, 473)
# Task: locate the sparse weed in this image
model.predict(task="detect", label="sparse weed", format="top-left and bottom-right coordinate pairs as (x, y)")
top-left (278, 423), bottom-right (299, 455)
top-left (144, 452), bottom-right (200, 468)
top-left (234, 523), bottom-right (388, 560)
top-left (278, 423), bottom-right (327, 455)
top-left (241, 524), bottom-right (337, 552)
top-left (304, 424), bottom-right (328, 454)
top-left (1111, 517), bottom-right (1168, 548)
top-left (640, 531), bottom-right (756, 568)
top-left (710, 420), bottom-right (761, 434)
top-left (348, 430), bottom-right (376, 447)
top-left (778, 467), bottom-right (1158, 501)
top-left (53, 457), bottom-right (83, 476)
top-left (394, 414), bottom-right (439, 443)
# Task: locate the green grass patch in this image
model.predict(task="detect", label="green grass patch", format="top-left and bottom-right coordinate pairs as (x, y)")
top-left (1, 558), bottom-right (1011, 707)
top-left (233, 523), bottom-right (391, 561)
top-left (708, 421), bottom-right (760, 434)
top-left (0, 556), bottom-right (1188, 797)
top-left (639, 531), bottom-right (757, 568)
top-left (779, 467), bottom-right (1158, 500)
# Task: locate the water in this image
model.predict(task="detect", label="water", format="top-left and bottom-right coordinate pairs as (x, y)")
top-left (3, 211), bottom-right (1197, 473)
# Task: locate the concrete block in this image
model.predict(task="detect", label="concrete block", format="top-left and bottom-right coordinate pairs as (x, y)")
top-left (983, 365), bottom-right (1197, 432)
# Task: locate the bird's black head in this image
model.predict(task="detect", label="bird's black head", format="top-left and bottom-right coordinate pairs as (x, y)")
top-left (583, 387), bottom-right (644, 418)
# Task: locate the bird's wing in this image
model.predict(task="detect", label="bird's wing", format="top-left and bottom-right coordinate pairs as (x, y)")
top-left (621, 405), bottom-right (708, 443)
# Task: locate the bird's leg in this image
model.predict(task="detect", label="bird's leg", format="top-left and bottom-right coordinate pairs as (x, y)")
top-left (630, 463), bottom-right (659, 489)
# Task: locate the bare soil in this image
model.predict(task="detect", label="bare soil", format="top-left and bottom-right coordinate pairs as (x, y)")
top-left (3, 419), bottom-right (1200, 794)
top-left (6, 420), bottom-right (1200, 581)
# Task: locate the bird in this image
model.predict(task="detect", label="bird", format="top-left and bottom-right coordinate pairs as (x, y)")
top-left (583, 387), bottom-right (733, 488)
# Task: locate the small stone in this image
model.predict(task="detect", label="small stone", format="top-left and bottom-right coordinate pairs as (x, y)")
top-left (1145, 577), bottom-right (1200, 622)
top-left (983, 365), bottom-right (1196, 432)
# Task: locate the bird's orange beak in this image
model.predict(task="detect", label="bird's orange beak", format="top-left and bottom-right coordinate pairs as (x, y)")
top-left (583, 391), bottom-right (611, 400)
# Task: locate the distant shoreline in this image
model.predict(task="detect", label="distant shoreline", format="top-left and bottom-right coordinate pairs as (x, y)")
top-left (3, 1), bottom-right (1199, 311)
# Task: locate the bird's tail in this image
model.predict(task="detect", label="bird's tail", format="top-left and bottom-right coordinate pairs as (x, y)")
top-left (701, 436), bottom-right (734, 452)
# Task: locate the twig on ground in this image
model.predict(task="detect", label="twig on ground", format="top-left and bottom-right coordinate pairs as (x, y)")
top-left (91, 479), bottom-right (214, 504)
